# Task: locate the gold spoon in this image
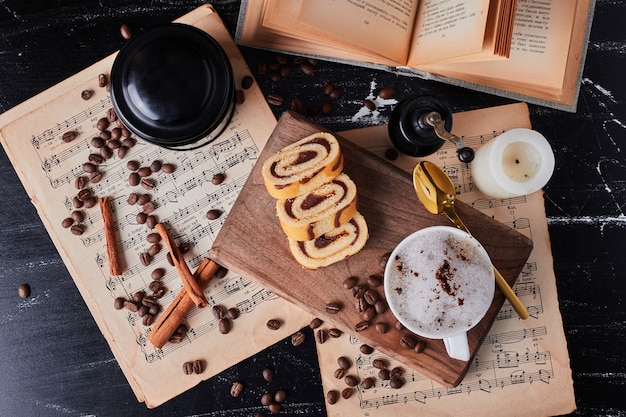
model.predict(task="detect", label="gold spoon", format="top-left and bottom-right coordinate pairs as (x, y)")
top-left (413, 161), bottom-right (529, 320)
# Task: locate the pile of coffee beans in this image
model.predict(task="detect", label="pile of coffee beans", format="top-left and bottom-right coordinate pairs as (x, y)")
top-left (113, 290), bottom-right (162, 326)
top-left (211, 303), bottom-right (241, 335)
top-left (182, 359), bottom-right (204, 375)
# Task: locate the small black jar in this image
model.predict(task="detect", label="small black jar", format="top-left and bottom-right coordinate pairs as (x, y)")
top-left (110, 23), bottom-right (235, 151)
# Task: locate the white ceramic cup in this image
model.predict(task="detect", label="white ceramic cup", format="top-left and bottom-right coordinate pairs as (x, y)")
top-left (384, 226), bottom-right (495, 361)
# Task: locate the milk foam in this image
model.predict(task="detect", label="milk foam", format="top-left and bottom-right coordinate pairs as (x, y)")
top-left (386, 228), bottom-right (494, 339)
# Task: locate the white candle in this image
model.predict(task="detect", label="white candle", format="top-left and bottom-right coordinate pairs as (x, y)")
top-left (470, 128), bottom-right (555, 199)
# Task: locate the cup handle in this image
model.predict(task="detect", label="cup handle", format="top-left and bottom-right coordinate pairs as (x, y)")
top-left (443, 333), bottom-right (470, 361)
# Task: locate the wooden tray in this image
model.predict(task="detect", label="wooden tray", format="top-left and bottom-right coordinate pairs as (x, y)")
top-left (211, 111), bottom-right (533, 387)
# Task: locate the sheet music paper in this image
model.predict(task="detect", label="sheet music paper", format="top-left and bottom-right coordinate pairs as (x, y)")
top-left (319, 103), bottom-right (576, 417)
top-left (0, 5), bottom-right (313, 408)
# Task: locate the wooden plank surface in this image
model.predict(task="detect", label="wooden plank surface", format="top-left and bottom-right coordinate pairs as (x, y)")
top-left (211, 111), bottom-right (533, 387)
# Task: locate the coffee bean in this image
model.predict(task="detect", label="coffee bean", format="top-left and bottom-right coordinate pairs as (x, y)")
top-left (256, 60), bottom-right (267, 75)
top-left (363, 99), bottom-right (376, 110)
top-left (74, 176), bottom-right (87, 190)
top-left (374, 299), bottom-right (387, 314)
top-left (136, 193), bottom-right (151, 206)
top-left (99, 130), bottom-right (112, 141)
top-left (266, 93), bottom-right (284, 106)
top-left (291, 331), bottom-right (305, 346)
top-left (146, 215), bottom-right (158, 229)
top-left (341, 387), bottom-right (354, 399)
top-left (290, 97), bottom-right (303, 112)
top-left (120, 23), bottom-right (132, 39)
top-left (140, 178), bottom-right (155, 190)
top-left (151, 268), bottom-right (165, 281)
top-left (262, 367), bottom-right (274, 382)
top-left (360, 344), bottom-right (374, 354)
top-left (206, 209), bottom-right (222, 220)
top-left (361, 377), bottom-right (375, 389)
top-left (378, 369), bottom-right (390, 380)
top-left (219, 318), bottom-right (232, 334)
top-left (146, 233), bottom-right (161, 244)
top-left (216, 266), bottom-right (228, 278)
top-left (142, 201), bottom-right (156, 215)
top-left (400, 334), bottom-right (417, 349)
top-left (149, 160), bottom-right (162, 173)
top-left (82, 162), bottom-right (97, 173)
top-left (161, 163), bottom-right (175, 174)
top-left (129, 172), bottom-right (140, 186)
top-left (147, 243), bottom-right (161, 257)
top-left (268, 403), bottom-right (282, 413)
top-left (355, 297), bottom-right (366, 313)
top-left (230, 381), bottom-right (243, 397)
top-left (137, 166), bottom-right (152, 177)
top-left (274, 389), bottom-right (287, 403)
top-left (266, 319), bottom-right (281, 330)
top-left (182, 361), bottom-right (194, 375)
top-left (362, 307), bottom-right (376, 321)
top-left (76, 188), bottom-right (92, 202)
top-left (227, 307), bottom-right (240, 320)
top-left (62, 131), bottom-right (77, 143)
top-left (212, 305), bottom-right (226, 320)
top-left (354, 321), bottom-right (369, 332)
top-left (110, 127), bottom-right (122, 140)
top-left (334, 368), bottom-right (346, 379)
top-left (139, 252), bottom-right (151, 266)
top-left (148, 280), bottom-right (163, 294)
top-left (375, 322), bottom-right (389, 334)
top-left (390, 366), bottom-right (403, 379)
top-left (325, 302), bottom-right (342, 314)
top-left (98, 73), bottom-right (108, 88)
top-left (142, 314), bottom-right (154, 326)
top-left (96, 117), bottom-right (109, 131)
top-left (123, 300), bottom-right (139, 312)
top-left (18, 283), bottom-right (31, 299)
top-left (300, 62), bottom-right (315, 76)
top-left (316, 329), bottom-right (328, 344)
top-left (212, 173), bottom-right (225, 185)
top-left (321, 101), bottom-right (332, 116)
top-left (389, 377), bottom-right (404, 389)
top-left (323, 82), bottom-right (335, 95)
top-left (121, 137), bottom-right (136, 148)
top-left (261, 392), bottom-right (273, 406)
top-left (132, 291), bottom-right (145, 304)
top-left (328, 328), bottom-right (342, 338)
top-left (83, 197), bottom-right (97, 208)
top-left (72, 196), bottom-right (83, 209)
top-left (89, 170), bottom-right (103, 183)
top-left (326, 390), bottom-right (339, 405)
top-left (364, 289), bottom-right (380, 305)
top-left (367, 274), bottom-right (382, 287)
top-left (99, 145), bottom-right (113, 159)
top-left (337, 356), bottom-right (350, 370)
top-left (136, 212), bottom-right (147, 224)
top-left (379, 86), bottom-right (396, 99)
top-left (414, 341), bottom-right (426, 353)
top-left (309, 317), bottom-right (323, 329)
top-left (344, 375), bottom-right (359, 387)
top-left (62, 217), bottom-right (74, 228)
top-left (70, 224), bottom-right (84, 235)
top-left (329, 87), bottom-right (342, 100)
top-left (71, 210), bottom-right (84, 223)
top-left (352, 285), bottom-right (366, 299)
top-left (81, 89), bottom-right (93, 100)
top-left (241, 75), bottom-right (254, 89)
top-left (372, 359), bottom-right (388, 370)
top-left (342, 276), bottom-right (358, 289)
top-left (193, 359), bottom-right (203, 374)
top-left (107, 107), bottom-right (117, 123)
top-left (114, 297), bottom-right (125, 310)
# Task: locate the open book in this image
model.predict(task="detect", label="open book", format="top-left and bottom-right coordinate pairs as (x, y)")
top-left (236, 0), bottom-right (595, 112)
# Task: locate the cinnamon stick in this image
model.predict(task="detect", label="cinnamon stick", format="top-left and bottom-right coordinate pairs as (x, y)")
top-left (99, 196), bottom-right (122, 276)
top-left (155, 222), bottom-right (209, 308)
top-left (147, 258), bottom-right (219, 348)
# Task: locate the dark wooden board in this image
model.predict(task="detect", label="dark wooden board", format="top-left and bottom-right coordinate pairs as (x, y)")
top-left (211, 111), bottom-right (533, 387)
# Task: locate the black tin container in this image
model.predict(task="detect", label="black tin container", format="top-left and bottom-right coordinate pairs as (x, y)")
top-left (110, 23), bottom-right (235, 151)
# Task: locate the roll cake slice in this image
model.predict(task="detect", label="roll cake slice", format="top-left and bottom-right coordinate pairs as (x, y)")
top-left (261, 132), bottom-right (343, 199)
top-left (288, 212), bottom-right (369, 270)
top-left (276, 173), bottom-right (358, 241)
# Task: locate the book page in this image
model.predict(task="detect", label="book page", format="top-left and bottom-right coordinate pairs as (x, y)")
top-left (409, 0), bottom-right (492, 64)
top-left (319, 103), bottom-right (576, 417)
top-left (0, 5), bottom-right (313, 408)
top-left (293, 0), bottom-right (419, 63)
top-left (414, 0), bottom-right (578, 94)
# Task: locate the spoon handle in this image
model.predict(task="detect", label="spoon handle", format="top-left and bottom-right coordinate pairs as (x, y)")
top-left (493, 266), bottom-right (529, 319)
top-left (443, 207), bottom-right (529, 320)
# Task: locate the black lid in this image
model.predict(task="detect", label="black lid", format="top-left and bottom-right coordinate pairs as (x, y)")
top-left (110, 23), bottom-right (234, 150)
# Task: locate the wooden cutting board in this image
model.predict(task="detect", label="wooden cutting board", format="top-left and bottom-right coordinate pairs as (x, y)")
top-left (211, 111), bottom-right (533, 387)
